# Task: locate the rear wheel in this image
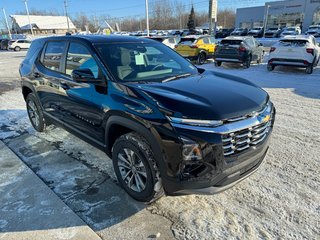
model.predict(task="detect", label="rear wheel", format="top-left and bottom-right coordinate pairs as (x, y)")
top-left (215, 61), bottom-right (222, 67)
top-left (267, 64), bottom-right (275, 71)
top-left (112, 132), bottom-right (164, 202)
top-left (306, 65), bottom-right (313, 74)
top-left (14, 46), bottom-right (21, 51)
top-left (197, 52), bottom-right (206, 65)
top-left (243, 55), bottom-right (252, 69)
top-left (26, 93), bottom-right (46, 132)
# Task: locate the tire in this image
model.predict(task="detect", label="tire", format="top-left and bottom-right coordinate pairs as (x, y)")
top-left (112, 132), bottom-right (164, 202)
top-left (243, 55), bottom-right (251, 69)
top-left (306, 65), bottom-right (313, 74)
top-left (26, 93), bottom-right (46, 132)
top-left (267, 64), bottom-right (275, 71)
top-left (215, 61), bottom-right (222, 67)
top-left (14, 46), bottom-right (21, 51)
top-left (197, 52), bottom-right (206, 65)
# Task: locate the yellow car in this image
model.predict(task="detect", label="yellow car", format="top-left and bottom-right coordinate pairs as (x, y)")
top-left (174, 35), bottom-right (217, 64)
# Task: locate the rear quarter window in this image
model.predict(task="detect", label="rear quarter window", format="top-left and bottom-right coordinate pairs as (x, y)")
top-left (41, 41), bottom-right (66, 72)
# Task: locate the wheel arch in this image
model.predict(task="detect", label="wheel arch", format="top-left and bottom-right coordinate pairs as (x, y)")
top-left (105, 115), bottom-right (166, 174)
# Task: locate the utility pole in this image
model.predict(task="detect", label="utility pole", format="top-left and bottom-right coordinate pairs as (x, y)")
top-left (2, 8), bottom-right (12, 39)
top-left (145, 0), bottom-right (149, 36)
top-left (263, 5), bottom-right (270, 37)
top-left (64, 0), bottom-right (70, 32)
top-left (23, 0), bottom-right (34, 37)
top-left (209, 0), bottom-right (217, 36)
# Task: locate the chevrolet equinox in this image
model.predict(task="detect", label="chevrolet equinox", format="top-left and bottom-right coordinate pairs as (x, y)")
top-left (20, 35), bottom-right (275, 202)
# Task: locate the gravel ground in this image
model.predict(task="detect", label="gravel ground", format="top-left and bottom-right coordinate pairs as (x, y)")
top-left (0, 50), bottom-right (319, 239)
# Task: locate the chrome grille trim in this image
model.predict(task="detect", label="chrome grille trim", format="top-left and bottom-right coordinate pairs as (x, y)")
top-left (222, 119), bottom-right (272, 157)
top-left (170, 101), bottom-right (274, 157)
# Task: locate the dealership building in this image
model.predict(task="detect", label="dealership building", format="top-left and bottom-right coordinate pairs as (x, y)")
top-left (236, 0), bottom-right (320, 32)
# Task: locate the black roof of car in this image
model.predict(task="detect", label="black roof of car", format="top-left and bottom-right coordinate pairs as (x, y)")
top-left (36, 35), bottom-right (156, 44)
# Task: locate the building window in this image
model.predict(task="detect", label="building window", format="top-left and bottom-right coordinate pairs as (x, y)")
top-left (313, 7), bottom-right (320, 24)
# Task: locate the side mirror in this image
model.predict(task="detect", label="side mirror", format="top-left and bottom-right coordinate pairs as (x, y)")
top-left (71, 68), bottom-right (101, 83)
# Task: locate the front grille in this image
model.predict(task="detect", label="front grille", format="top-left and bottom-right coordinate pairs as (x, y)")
top-left (222, 120), bottom-right (272, 157)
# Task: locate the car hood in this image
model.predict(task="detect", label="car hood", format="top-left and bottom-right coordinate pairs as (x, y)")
top-left (129, 71), bottom-right (268, 120)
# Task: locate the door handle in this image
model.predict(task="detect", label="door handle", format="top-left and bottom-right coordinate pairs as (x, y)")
top-left (60, 82), bottom-right (70, 90)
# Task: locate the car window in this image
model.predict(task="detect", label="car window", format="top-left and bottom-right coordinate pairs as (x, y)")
top-left (96, 42), bottom-right (198, 82)
top-left (65, 42), bottom-right (100, 78)
top-left (42, 41), bottom-right (66, 72)
top-left (168, 38), bottom-right (175, 44)
top-left (279, 40), bottom-right (308, 46)
top-left (245, 38), bottom-right (254, 47)
top-left (202, 38), bottom-right (210, 44)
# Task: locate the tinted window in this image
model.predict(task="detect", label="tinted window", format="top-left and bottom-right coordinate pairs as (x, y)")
top-left (42, 41), bottom-right (66, 72)
top-left (220, 39), bottom-right (242, 45)
top-left (279, 39), bottom-right (308, 46)
top-left (66, 42), bottom-right (99, 78)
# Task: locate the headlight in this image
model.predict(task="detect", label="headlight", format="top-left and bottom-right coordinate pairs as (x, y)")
top-left (167, 117), bottom-right (223, 127)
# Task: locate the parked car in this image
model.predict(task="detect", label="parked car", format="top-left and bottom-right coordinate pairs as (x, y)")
top-left (215, 28), bottom-right (234, 38)
top-left (305, 25), bottom-right (320, 37)
top-left (0, 39), bottom-right (9, 50)
top-left (174, 35), bottom-right (217, 64)
top-left (150, 36), bottom-right (180, 49)
top-left (20, 35), bottom-right (275, 202)
top-left (248, 27), bottom-right (264, 38)
top-left (267, 35), bottom-right (320, 74)
top-left (230, 28), bottom-right (248, 36)
top-left (8, 39), bottom-right (31, 51)
top-left (264, 27), bottom-right (282, 38)
top-left (213, 36), bottom-right (264, 68)
top-left (280, 26), bottom-right (301, 37)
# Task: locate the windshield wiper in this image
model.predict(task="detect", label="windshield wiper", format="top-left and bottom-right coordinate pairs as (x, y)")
top-left (162, 73), bottom-right (192, 83)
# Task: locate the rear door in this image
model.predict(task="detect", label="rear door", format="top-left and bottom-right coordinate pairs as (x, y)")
top-left (36, 41), bottom-right (68, 120)
top-left (58, 41), bottom-right (107, 143)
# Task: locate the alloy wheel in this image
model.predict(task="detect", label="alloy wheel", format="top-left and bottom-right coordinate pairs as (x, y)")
top-left (117, 148), bottom-right (147, 192)
top-left (27, 100), bottom-right (40, 127)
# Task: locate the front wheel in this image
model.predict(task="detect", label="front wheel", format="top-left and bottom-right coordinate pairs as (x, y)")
top-left (306, 65), bottom-right (313, 74)
top-left (112, 132), bottom-right (164, 202)
top-left (26, 93), bottom-right (46, 132)
top-left (197, 52), bottom-right (206, 65)
top-left (14, 46), bottom-right (21, 51)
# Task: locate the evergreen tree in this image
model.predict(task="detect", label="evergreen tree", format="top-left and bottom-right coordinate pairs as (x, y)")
top-left (187, 5), bottom-right (195, 32)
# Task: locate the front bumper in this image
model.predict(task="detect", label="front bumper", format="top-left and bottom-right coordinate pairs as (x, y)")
top-left (161, 103), bottom-right (275, 195)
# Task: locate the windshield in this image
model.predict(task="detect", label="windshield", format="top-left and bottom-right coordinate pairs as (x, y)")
top-left (95, 42), bottom-right (198, 82)
top-left (286, 28), bottom-right (296, 31)
top-left (268, 28), bottom-right (278, 31)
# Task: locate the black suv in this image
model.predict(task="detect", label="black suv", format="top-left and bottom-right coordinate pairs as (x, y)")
top-left (20, 35), bottom-right (275, 202)
top-left (214, 36), bottom-right (264, 68)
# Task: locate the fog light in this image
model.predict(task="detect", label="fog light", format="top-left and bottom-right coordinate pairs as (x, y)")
top-left (182, 144), bottom-right (202, 161)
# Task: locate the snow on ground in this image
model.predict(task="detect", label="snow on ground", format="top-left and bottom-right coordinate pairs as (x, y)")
top-left (0, 51), bottom-right (319, 239)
